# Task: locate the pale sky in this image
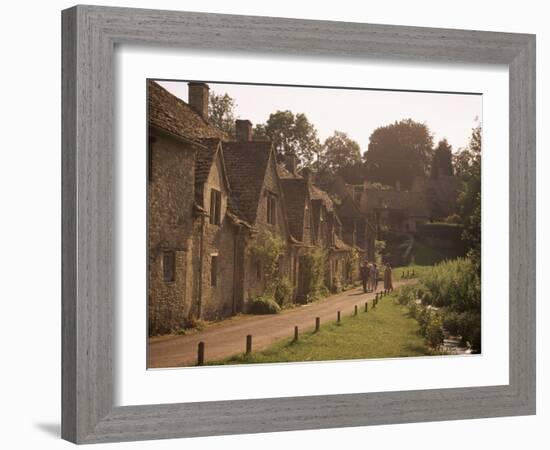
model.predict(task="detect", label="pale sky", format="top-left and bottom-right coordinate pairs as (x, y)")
top-left (158, 80), bottom-right (481, 154)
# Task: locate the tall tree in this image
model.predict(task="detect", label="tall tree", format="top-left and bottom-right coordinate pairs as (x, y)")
top-left (253, 110), bottom-right (321, 166)
top-left (208, 91), bottom-right (236, 136)
top-left (320, 131), bottom-right (362, 174)
top-left (431, 138), bottom-right (454, 178)
top-left (456, 126), bottom-right (481, 273)
top-left (364, 119), bottom-right (434, 190)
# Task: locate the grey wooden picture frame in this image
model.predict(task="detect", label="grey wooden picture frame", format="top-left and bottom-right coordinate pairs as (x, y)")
top-left (61, 4), bottom-right (536, 444)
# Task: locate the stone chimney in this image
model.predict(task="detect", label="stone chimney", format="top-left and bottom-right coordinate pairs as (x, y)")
top-left (284, 153), bottom-right (299, 175)
top-left (301, 167), bottom-right (314, 185)
top-left (235, 119), bottom-right (253, 142)
top-left (188, 82), bottom-right (209, 120)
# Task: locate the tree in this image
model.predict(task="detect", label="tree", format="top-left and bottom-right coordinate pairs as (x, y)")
top-left (431, 139), bottom-right (454, 178)
top-left (253, 110), bottom-right (321, 166)
top-left (364, 119), bottom-right (434, 190)
top-left (320, 131), bottom-right (362, 174)
top-left (208, 91), bottom-right (236, 136)
top-left (456, 126), bottom-right (481, 273)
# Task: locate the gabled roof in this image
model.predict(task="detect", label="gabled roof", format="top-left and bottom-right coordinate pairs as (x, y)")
top-left (309, 184), bottom-right (335, 212)
top-left (194, 138), bottom-right (231, 207)
top-left (277, 163), bottom-right (301, 180)
top-left (280, 178), bottom-right (309, 242)
top-left (222, 141), bottom-right (273, 224)
top-left (147, 80), bottom-right (228, 142)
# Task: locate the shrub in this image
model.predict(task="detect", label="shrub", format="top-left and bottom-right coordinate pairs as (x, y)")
top-left (419, 258), bottom-right (481, 352)
top-left (407, 301), bottom-right (419, 318)
top-left (248, 296), bottom-right (281, 315)
top-left (301, 248), bottom-right (328, 301)
top-left (248, 229), bottom-right (286, 293)
top-left (425, 313), bottom-right (445, 348)
top-left (420, 291), bottom-right (433, 306)
top-left (274, 277), bottom-right (294, 307)
top-left (397, 284), bottom-right (418, 305)
top-left (420, 257), bottom-right (480, 312)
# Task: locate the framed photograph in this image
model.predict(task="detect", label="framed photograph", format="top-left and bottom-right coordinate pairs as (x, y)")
top-left (62, 5), bottom-right (536, 444)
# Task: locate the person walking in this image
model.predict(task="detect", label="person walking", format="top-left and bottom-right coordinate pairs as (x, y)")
top-left (370, 263), bottom-right (378, 292)
top-left (384, 263), bottom-right (393, 291)
top-left (360, 261), bottom-right (369, 293)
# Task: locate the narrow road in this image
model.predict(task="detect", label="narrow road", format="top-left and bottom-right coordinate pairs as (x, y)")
top-left (148, 281), bottom-right (412, 368)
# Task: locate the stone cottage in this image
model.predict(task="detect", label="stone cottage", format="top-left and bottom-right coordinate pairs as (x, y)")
top-left (222, 120), bottom-right (295, 309)
top-left (147, 80), bottom-right (363, 334)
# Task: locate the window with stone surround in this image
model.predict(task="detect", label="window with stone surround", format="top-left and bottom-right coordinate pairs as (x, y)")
top-left (162, 250), bottom-right (175, 282)
top-left (209, 188), bottom-right (221, 225)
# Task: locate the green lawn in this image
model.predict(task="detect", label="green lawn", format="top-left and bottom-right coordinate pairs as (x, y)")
top-left (208, 292), bottom-right (430, 365)
top-left (393, 264), bottom-right (433, 279)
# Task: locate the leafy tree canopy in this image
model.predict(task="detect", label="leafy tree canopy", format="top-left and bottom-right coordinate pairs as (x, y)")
top-left (320, 131), bottom-right (362, 174)
top-left (456, 126), bottom-right (481, 273)
top-left (431, 138), bottom-right (454, 178)
top-left (208, 91), bottom-right (237, 136)
top-left (364, 119), bottom-right (434, 190)
top-left (254, 110), bottom-right (321, 166)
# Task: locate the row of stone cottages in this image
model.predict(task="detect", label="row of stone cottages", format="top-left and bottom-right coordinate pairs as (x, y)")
top-left (148, 80), bottom-right (369, 335)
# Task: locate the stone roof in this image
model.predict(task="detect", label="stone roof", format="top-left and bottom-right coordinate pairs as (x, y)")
top-left (280, 178), bottom-right (309, 241)
top-left (362, 189), bottom-right (430, 217)
top-left (222, 141), bottom-right (273, 224)
top-left (148, 80), bottom-right (228, 142)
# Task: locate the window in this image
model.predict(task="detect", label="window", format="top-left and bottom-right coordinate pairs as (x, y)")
top-left (163, 251), bottom-right (175, 282)
top-left (209, 189), bottom-right (221, 225)
top-left (266, 192), bottom-right (277, 225)
top-left (211, 254), bottom-right (218, 286)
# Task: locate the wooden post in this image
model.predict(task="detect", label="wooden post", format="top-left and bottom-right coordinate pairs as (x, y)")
top-left (315, 317), bottom-right (320, 332)
top-left (246, 334), bottom-right (252, 354)
top-left (365, 302), bottom-right (368, 312)
top-left (337, 311), bottom-right (341, 322)
top-left (197, 341), bottom-right (205, 366)
top-left (294, 326), bottom-right (299, 342)
top-left (354, 305), bottom-right (358, 316)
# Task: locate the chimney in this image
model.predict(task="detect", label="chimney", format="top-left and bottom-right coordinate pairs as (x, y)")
top-left (301, 167), bottom-right (314, 185)
top-left (235, 119), bottom-right (253, 142)
top-left (188, 82), bottom-right (209, 120)
top-left (284, 153), bottom-right (299, 175)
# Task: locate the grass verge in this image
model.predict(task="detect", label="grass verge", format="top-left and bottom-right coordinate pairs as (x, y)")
top-left (207, 291), bottom-right (431, 365)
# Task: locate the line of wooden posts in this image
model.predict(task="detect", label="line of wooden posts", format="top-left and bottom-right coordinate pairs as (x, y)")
top-left (196, 289), bottom-right (393, 366)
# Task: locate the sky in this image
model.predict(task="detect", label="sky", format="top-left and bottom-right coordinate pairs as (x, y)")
top-left (158, 80), bottom-right (481, 154)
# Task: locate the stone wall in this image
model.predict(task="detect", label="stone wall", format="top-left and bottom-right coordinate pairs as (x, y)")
top-left (196, 156), bottom-right (236, 320)
top-left (147, 128), bottom-right (197, 335)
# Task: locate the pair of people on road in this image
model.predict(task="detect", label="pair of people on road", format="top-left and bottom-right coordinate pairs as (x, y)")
top-left (360, 260), bottom-right (379, 293)
top-left (360, 260), bottom-right (393, 294)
